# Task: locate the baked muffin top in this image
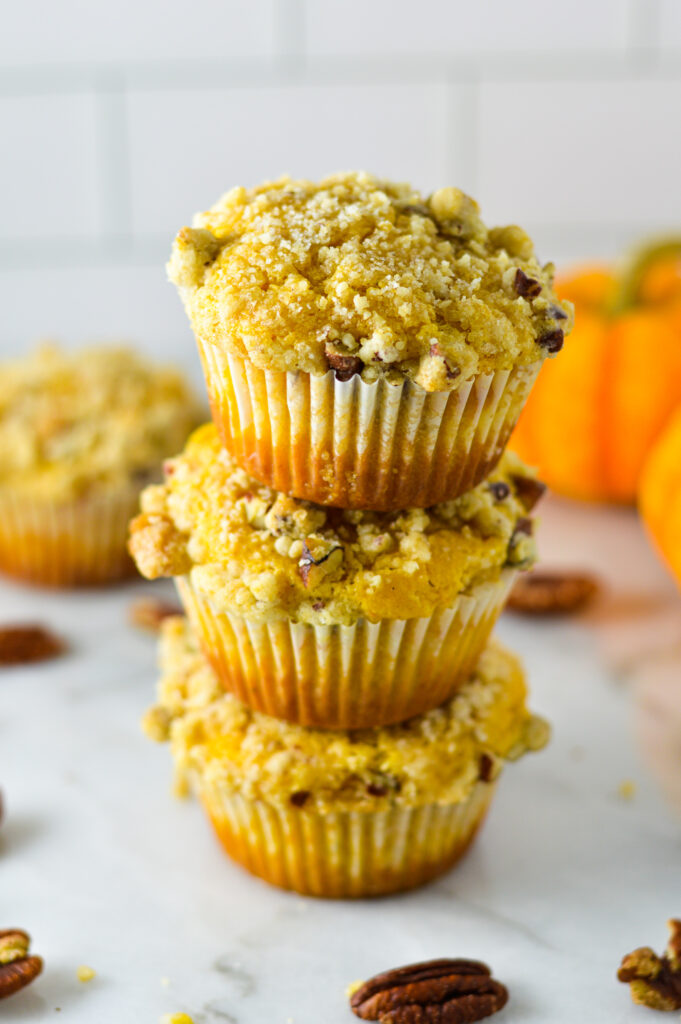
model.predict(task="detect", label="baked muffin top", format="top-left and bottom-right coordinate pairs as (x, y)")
top-left (168, 172), bottom-right (572, 392)
top-left (129, 424), bottom-right (543, 625)
top-left (0, 344), bottom-right (203, 500)
top-left (145, 617), bottom-right (549, 812)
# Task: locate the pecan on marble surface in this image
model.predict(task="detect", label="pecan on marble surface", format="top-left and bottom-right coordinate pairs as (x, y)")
top-left (0, 625), bottom-right (65, 666)
top-left (129, 596), bottom-right (182, 632)
top-left (349, 958), bottom-right (508, 1023)
top-left (507, 569), bottom-right (599, 616)
top-left (0, 930), bottom-right (43, 1000)
top-left (618, 919), bottom-right (681, 1011)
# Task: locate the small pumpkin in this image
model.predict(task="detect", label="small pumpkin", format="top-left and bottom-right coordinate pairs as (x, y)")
top-left (512, 238), bottom-right (681, 503)
top-left (639, 406), bottom-right (681, 590)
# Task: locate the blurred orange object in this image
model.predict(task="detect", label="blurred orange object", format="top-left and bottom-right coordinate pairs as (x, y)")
top-left (511, 238), bottom-right (681, 503)
top-left (639, 406), bottom-right (681, 590)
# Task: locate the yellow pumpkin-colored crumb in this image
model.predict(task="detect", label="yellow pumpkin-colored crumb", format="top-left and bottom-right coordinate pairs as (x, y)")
top-left (168, 172), bottom-right (572, 391)
top-left (0, 343), bottom-right (203, 500)
top-left (144, 617), bottom-right (550, 813)
top-left (129, 424), bottom-right (540, 625)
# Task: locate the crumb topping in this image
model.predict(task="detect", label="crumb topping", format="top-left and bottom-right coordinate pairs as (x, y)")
top-left (145, 617), bottom-right (549, 811)
top-left (168, 172), bottom-right (573, 391)
top-left (0, 344), bottom-right (203, 499)
top-left (129, 424), bottom-right (540, 624)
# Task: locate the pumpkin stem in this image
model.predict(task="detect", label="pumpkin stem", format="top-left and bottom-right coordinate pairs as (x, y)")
top-left (609, 236), bottom-right (681, 315)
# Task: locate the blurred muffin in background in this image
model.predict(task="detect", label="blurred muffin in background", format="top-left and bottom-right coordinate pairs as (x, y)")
top-left (169, 172), bottom-right (571, 510)
top-left (0, 343), bottom-right (202, 587)
top-left (144, 616), bottom-right (550, 898)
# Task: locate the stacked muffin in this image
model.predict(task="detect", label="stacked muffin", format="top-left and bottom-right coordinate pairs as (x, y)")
top-left (131, 173), bottom-right (571, 897)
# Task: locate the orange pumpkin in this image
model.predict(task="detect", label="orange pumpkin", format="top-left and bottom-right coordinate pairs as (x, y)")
top-left (512, 238), bottom-right (681, 503)
top-left (639, 406), bottom-right (681, 590)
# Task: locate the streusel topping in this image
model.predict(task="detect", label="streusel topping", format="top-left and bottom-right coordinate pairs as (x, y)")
top-left (0, 344), bottom-right (202, 499)
top-left (144, 617), bottom-right (550, 811)
top-left (129, 424), bottom-right (542, 624)
top-left (168, 172), bottom-right (572, 391)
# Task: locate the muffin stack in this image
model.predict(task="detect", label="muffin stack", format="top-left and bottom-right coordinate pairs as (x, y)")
top-left (130, 173), bottom-right (571, 898)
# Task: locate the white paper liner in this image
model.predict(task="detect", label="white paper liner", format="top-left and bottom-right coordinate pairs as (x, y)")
top-left (176, 570), bottom-right (516, 729)
top-left (201, 781), bottom-right (496, 898)
top-left (0, 485), bottom-right (140, 586)
top-left (197, 340), bottom-right (542, 509)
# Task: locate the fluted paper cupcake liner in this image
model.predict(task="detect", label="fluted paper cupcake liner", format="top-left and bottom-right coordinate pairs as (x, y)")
top-left (176, 570), bottom-right (516, 729)
top-left (197, 341), bottom-right (542, 510)
top-left (200, 781), bottom-right (495, 898)
top-left (0, 486), bottom-right (140, 587)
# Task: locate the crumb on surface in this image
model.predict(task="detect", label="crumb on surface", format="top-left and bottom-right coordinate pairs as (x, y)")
top-left (617, 779), bottom-right (637, 801)
top-left (76, 965), bottom-right (96, 983)
top-left (345, 980), bottom-right (364, 998)
top-left (161, 1014), bottom-right (194, 1024)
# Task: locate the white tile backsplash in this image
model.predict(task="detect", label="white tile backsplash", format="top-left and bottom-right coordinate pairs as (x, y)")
top-left (658, 0), bottom-right (681, 49)
top-left (126, 81), bottom-right (458, 237)
top-left (478, 79), bottom-right (681, 228)
top-left (306, 0), bottom-right (633, 57)
top-left (0, 93), bottom-right (100, 241)
top-left (1, 0), bottom-right (278, 65)
top-left (0, 263), bottom-right (202, 379)
top-left (0, 0), bottom-right (679, 360)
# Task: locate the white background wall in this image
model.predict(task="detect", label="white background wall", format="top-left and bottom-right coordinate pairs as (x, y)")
top-left (1, 0), bottom-right (680, 379)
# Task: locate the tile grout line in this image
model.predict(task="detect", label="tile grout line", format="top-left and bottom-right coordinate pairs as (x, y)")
top-left (94, 70), bottom-right (133, 249)
top-left (275, 0), bottom-right (307, 68)
top-left (627, 0), bottom-right (663, 74)
top-left (2, 45), bottom-right (681, 98)
top-left (446, 76), bottom-right (480, 195)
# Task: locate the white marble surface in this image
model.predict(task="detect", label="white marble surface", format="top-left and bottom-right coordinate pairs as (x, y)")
top-left (2, 497), bottom-right (680, 1023)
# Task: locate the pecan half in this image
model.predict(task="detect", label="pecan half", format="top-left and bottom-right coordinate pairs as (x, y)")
top-left (325, 344), bottom-right (363, 382)
top-left (350, 958), bottom-right (508, 1023)
top-left (0, 625), bottom-right (65, 666)
top-left (513, 268), bottom-right (542, 299)
top-left (618, 919), bottom-right (681, 1011)
top-left (512, 517), bottom-right (533, 538)
top-left (129, 597), bottom-right (182, 633)
top-left (509, 475), bottom-right (546, 512)
top-left (507, 569), bottom-right (599, 616)
top-left (536, 328), bottom-right (564, 353)
top-left (0, 930), bottom-right (43, 1000)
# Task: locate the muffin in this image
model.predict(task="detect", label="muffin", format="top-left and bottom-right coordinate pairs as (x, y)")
top-left (145, 617), bottom-right (549, 898)
top-left (129, 423), bottom-right (544, 729)
top-left (0, 344), bottom-right (202, 586)
top-left (168, 172), bottom-right (571, 510)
